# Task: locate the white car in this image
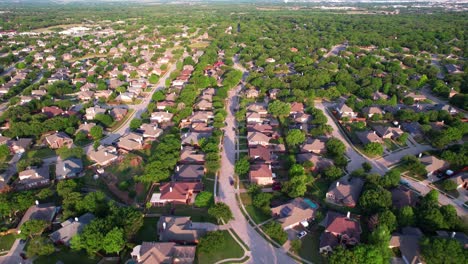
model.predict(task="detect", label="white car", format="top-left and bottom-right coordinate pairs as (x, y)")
top-left (297, 231), bottom-right (307, 239)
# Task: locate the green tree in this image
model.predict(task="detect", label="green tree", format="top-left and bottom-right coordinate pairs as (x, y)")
top-left (378, 210), bottom-right (397, 232)
top-left (268, 100), bottom-right (291, 117)
top-left (197, 231), bottom-right (226, 253)
top-left (326, 138), bottom-right (346, 157)
top-left (362, 162), bottom-right (372, 172)
top-left (286, 129), bottom-right (305, 147)
top-left (208, 202), bottom-right (233, 223)
top-left (364, 142), bottom-right (384, 156)
top-left (379, 169), bottom-right (400, 188)
top-left (194, 191), bottom-right (213, 208)
top-left (253, 192), bottom-right (273, 214)
top-left (0, 144), bottom-right (9, 159)
top-left (441, 180), bottom-right (457, 192)
top-left (323, 166), bottom-right (343, 181)
top-left (129, 118), bottom-right (142, 131)
top-left (57, 147), bottom-right (84, 159)
top-left (421, 237), bottom-right (467, 264)
top-left (102, 228), bottom-right (125, 255)
top-left (57, 180), bottom-right (78, 197)
top-left (359, 187), bottom-right (392, 213)
top-left (26, 237), bottom-right (55, 258)
top-left (234, 157), bottom-right (250, 176)
top-left (262, 222), bottom-right (287, 245)
top-left (19, 219), bottom-right (48, 239)
top-left (90, 125), bottom-right (103, 140)
top-left (149, 74), bottom-right (159, 84)
top-left (398, 206), bottom-right (415, 227)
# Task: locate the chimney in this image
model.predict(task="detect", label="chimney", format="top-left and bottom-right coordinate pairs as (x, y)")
top-left (74, 217), bottom-right (79, 222)
top-left (336, 182), bottom-right (340, 187)
top-left (346, 211), bottom-right (351, 219)
top-left (35, 172), bottom-right (39, 177)
top-left (35, 200), bottom-right (39, 205)
top-left (105, 151), bottom-right (108, 156)
top-left (373, 131), bottom-right (376, 134)
top-left (170, 187), bottom-right (173, 192)
top-left (398, 125), bottom-right (401, 129)
top-left (419, 153), bottom-right (422, 158)
top-left (268, 165), bottom-right (271, 170)
top-left (163, 222), bottom-right (166, 230)
top-left (176, 166), bottom-right (179, 172)
top-left (451, 232), bottom-right (456, 238)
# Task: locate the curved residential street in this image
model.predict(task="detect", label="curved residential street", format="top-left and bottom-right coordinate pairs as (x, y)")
top-left (218, 85), bottom-right (296, 264)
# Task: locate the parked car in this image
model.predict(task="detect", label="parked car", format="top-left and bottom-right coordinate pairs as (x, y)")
top-left (272, 182), bottom-right (281, 191)
top-left (297, 231), bottom-right (307, 239)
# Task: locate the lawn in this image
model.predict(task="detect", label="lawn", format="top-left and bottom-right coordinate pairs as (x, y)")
top-left (26, 148), bottom-right (55, 159)
top-left (0, 234), bottom-right (16, 253)
top-left (147, 205), bottom-right (216, 223)
top-left (109, 109), bottom-right (134, 132)
top-left (433, 182), bottom-right (460, 198)
top-left (307, 179), bottom-right (331, 202)
top-left (298, 227), bottom-right (326, 264)
top-left (34, 248), bottom-right (99, 264)
top-left (133, 217), bottom-right (159, 244)
top-left (189, 42), bottom-right (210, 49)
top-left (196, 230), bottom-right (244, 264)
top-left (240, 193), bottom-right (271, 224)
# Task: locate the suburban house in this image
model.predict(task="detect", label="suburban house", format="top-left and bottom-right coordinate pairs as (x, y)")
top-left (18, 203), bottom-right (57, 229)
top-left (8, 138), bottom-right (32, 154)
top-left (246, 112), bottom-right (263, 124)
top-left (300, 138), bottom-right (327, 154)
top-left (296, 153), bottom-right (333, 171)
top-left (139, 124), bottom-right (163, 139)
top-left (190, 123), bottom-right (214, 134)
top-left (419, 156), bottom-right (449, 176)
top-left (373, 125), bottom-right (404, 139)
top-left (401, 122), bottom-right (423, 139)
top-left (449, 173), bottom-right (468, 190)
top-left (116, 132), bottom-right (144, 151)
top-left (76, 122), bottom-right (96, 136)
top-left (247, 124), bottom-right (274, 136)
top-left (130, 242), bottom-right (196, 264)
top-left (173, 164), bottom-right (205, 182)
top-left (85, 106), bottom-right (107, 120)
top-left (55, 158), bottom-right (83, 180)
top-left (248, 146), bottom-right (272, 163)
top-left (335, 102), bottom-right (357, 118)
top-left (150, 182), bottom-right (203, 206)
top-left (326, 177), bottom-right (364, 208)
top-left (151, 112), bottom-right (174, 123)
top-left (179, 146), bottom-right (205, 164)
top-left (194, 99), bottom-right (212, 111)
top-left (389, 227), bottom-right (424, 264)
top-left (362, 106), bottom-right (383, 118)
top-left (45, 132), bottom-right (73, 149)
top-left (405, 92), bottom-right (426, 102)
top-left (49, 213), bottom-right (95, 246)
top-left (271, 198), bottom-right (318, 230)
top-left (157, 216), bottom-right (208, 244)
top-left (181, 132), bottom-right (211, 146)
top-left (319, 211), bottom-right (362, 253)
top-left (246, 103), bottom-right (268, 115)
top-left (391, 186), bottom-right (419, 209)
top-left (247, 131), bottom-right (271, 147)
top-left (290, 102), bottom-right (304, 115)
top-left (356, 131), bottom-right (384, 145)
top-left (269, 89), bottom-right (280, 99)
top-left (187, 111), bottom-right (213, 123)
top-left (41, 106), bottom-right (64, 118)
top-left (245, 89), bottom-right (259, 99)
top-left (110, 108), bottom-right (128, 121)
top-left (18, 166), bottom-right (50, 189)
top-left (249, 163), bottom-right (274, 186)
top-left (88, 146), bottom-right (119, 166)
top-left (157, 100), bottom-right (176, 110)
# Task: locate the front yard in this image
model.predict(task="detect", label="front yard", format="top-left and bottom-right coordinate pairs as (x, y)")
top-left (0, 234), bottom-right (16, 254)
top-left (147, 204), bottom-right (217, 223)
top-left (239, 192), bottom-right (271, 224)
top-left (196, 230), bottom-right (244, 264)
top-left (298, 227), bottom-right (326, 264)
top-left (34, 247), bottom-right (99, 264)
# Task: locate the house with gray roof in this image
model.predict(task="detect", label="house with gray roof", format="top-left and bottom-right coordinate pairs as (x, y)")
top-left (173, 164), bottom-right (205, 182)
top-left (50, 213), bottom-right (95, 246)
top-left (55, 158), bottom-right (83, 180)
top-left (326, 177), bottom-right (364, 208)
top-left (130, 242), bottom-right (196, 264)
top-left (157, 216), bottom-right (208, 244)
top-left (389, 227), bottom-right (424, 264)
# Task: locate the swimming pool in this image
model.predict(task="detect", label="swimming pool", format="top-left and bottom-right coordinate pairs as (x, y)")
top-left (304, 198), bottom-right (318, 209)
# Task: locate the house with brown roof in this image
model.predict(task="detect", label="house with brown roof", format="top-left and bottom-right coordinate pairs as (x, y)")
top-left (319, 211), bottom-right (362, 253)
top-left (249, 146), bottom-right (272, 163)
top-left (85, 106), bottom-right (107, 120)
top-left (356, 131), bottom-right (384, 145)
top-left (326, 177), bottom-right (364, 208)
top-left (269, 89), bottom-right (280, 99)
top-left (18, 166), bottom-right (50, 189)
top-left (130, 242), bottom-right (196, 264)
top-left (290, 102), bottom-right (304, 115)
top-left (190, 123), bottom-right (214, 134)
top-left (116, 133), bottom-right (144, 151)
top-left (45, 132), bottom-right (73, 149)
top-left (139, 124), bottom-right (163, 139)
top-left (194, 100), bottom-right (212, 111)
top-left (449, 173), bottom-right (468, 190)
top-left (300, 138), bottom-right (327, 154)
top-left (157, 216), bottom-right (208, 244)
top-left (151, 112), bottom-right (174, 123)
top-left (419, 156), bottom-right (449, 176)
top-left (296, 153), bottom-right (333, 171)
top-left (157, 100), bottom-right (176, 110)
top-left (95, 90), bottom-right (113, 100)
top-left (247, 103), bottom-right (268, 115)
top-left (271, 198), bottom-right (318, 230)
top-left (76, 122), bottom-right (96, 136)
top-left (78, 91), bottom-right (95, 101)
top-left (247, 132), bottom-right (271, 147)
top-left (173, 164), bottom-right (205, 182)
top-left (246, 112), bottom-right (263, 124)
top-left (249, 164), bottom-right (274, 185)
top-left (362, 106), bottom-right (383, 118)
top-left (373, 125), bottom-right (404, 140)
top-left (335, 103), bottom-right (357, 118)
top-left (187, 111), bottom-right (214, 123)
top-left (405, 92), bottom-right (426, 102)
top-left (245, 89), bottom-right (259, 99)
top-left (391, 186), bottom-right (419, 209)
top-left (180, 146), bottom-right (205, 164)
top-left (41, 106), bottom-right (64, 118)
top-left (88, 146), bottom-right (118, 166)
top-left (8, 138), bottom-right (32, 154)
top-left (389, 227), bottom-right (424, 264)
top-left (247, 124), bottom-right (274, 136)
top-left (181, 132), bottom-right (211, 147)
top-left (150, 182), bottom-right (203, 206)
